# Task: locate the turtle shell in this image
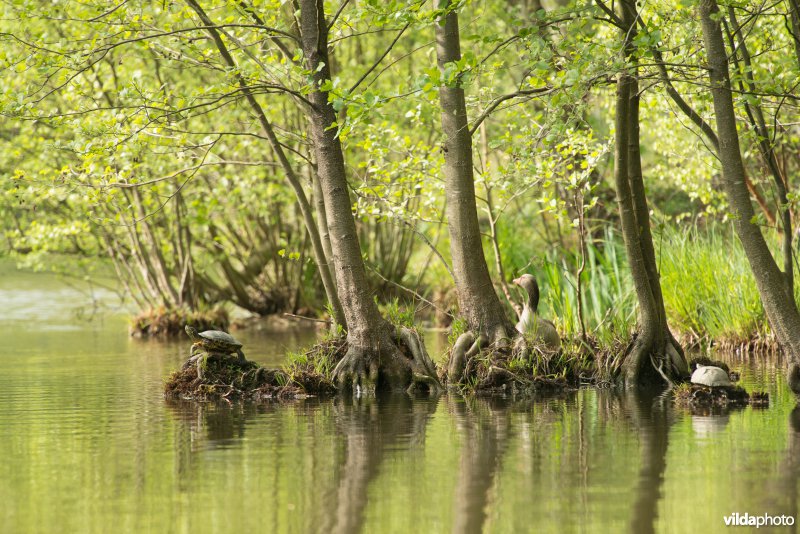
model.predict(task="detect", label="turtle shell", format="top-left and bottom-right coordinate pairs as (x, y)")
top-left (690, 365), bottom-right (732, 387)
top-left (186, 325), bottom-right (243, 353)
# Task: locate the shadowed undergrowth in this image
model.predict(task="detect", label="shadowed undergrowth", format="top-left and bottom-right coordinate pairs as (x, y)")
top-left (131, 307), bottom-right (230, 338)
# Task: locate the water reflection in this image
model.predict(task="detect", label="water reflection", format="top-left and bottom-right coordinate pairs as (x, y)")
top-left (625, 390), bottom-right (672, 534)
top-left (166, 400), bottom-right (253, 451)
top-left (782, 406), bottom-right (800, 523)
top-left (162, 395), bottom-right (442, 533)
top-left (3, 298), bottom-right (800, 534)
top-left (325, 395), bottom-right (439, 534)
top-left (447, 397), bottom-right (513, 534)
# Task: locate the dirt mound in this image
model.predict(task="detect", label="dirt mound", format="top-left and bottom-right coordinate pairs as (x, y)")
top-left (165, 351), bottom-right (304, 401)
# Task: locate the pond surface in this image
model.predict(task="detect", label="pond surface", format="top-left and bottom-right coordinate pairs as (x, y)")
top-left (1, 266), bottom-right (799, 533)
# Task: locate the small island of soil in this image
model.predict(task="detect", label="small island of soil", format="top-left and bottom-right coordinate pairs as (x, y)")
top-left (673, 358), bottom-right (769, 409)
top-left (674, 383), bottom-right (769, 409)
top-left (165, 337), bottom-right (346, 401)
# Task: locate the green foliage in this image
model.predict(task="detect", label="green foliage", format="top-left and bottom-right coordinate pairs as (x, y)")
top-left (378, 297), bottom-right (416, 328)
top-left (447, 315), bottom-right (468, 347)
top-left (658, 224), bottom-right (770, 342)
top-left (537, 228), bottom-right (635, 343)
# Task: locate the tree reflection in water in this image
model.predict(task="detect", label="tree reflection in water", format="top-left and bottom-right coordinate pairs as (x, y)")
top-left (447, 396), bottom-right (513, 534)
top-left (625, 390), bottom-right (673, 534)
top-left (325, 395), bottom-right (439, 534)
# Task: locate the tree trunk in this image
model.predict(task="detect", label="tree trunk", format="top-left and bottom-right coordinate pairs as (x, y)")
top-left (614, 0), bottom-right (687, 388)
top-left (185, 0), bottom-right (346, 329)
top-left (726, 7), bottom-right (793, 292)
top-left (699, 0), bottom-right (800, 394)
top-left (298, 0), bottom-right (440, 393)
top-left (434, 0), bottom-right (513, 344)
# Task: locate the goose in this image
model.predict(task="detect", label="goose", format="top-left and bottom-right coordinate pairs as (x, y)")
top-left (512, 274), bottom-right (561, 350)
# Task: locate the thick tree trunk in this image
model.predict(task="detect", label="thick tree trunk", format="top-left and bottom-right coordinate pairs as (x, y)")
top-left (699, 0), bottom-right (800, 394)
top-left (434, 0), bottom-right (512, 344)
top-left (298, 0), bottom-right (440, 393)
top-left (788, 0), bottom-right (800, 70)
top-left (615, 0), bottom-right (687, 388)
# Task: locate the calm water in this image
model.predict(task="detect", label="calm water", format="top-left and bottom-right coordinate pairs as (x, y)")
top-left (1, 267), bottom-right (799, 533)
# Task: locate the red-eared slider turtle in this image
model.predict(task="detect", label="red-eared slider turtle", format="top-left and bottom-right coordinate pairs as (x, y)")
top-left (690, 365), bottom-right (732, 387)
top-left (185, 325), bottom-right (246, 361)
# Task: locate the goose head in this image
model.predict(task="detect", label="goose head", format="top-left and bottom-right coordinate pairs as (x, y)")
top-left (512, 274), bottom-right (540, 312)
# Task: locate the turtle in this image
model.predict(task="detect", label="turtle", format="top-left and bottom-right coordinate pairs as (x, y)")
top-left (185, 325), bottom-right (246, 361)
top-left (690, 365), bottom-right (732, 387)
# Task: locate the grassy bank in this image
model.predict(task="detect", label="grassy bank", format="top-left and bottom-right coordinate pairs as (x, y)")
top-left (521, 224), bottom-right (789, 351)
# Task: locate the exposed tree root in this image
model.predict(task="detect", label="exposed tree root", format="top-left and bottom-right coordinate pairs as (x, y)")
top-left (332, 346), bottom-right (381, 396)
top-left (331, 326), bottom-right (442, 396)
top-left (396, 327), bottom-right (441, 394)
top-left (617, 330), bottom-right (689, 389)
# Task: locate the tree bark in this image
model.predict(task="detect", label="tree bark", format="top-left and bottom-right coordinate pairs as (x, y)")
top-left (699, 0), bottom-right (800, 394)
top-left (614, 0), bottom-right (687, 387)
top-left (725, 7), bottom-right (794, 292)
top-left (434, 0), bottom-right (513, 344)
top-left (298, 0), bottom-right (440, 393)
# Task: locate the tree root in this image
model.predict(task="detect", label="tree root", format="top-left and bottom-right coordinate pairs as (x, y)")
top-left (448, 331), bottom-right (481, 384)
top-left (619, 331), bottom-right (689, 389)
top-left (332, 347), bottom-right (380, 396)
top-left (332, 326), bottom-right (442, 396)
top-left (396, 327), bottom-right (442, 394)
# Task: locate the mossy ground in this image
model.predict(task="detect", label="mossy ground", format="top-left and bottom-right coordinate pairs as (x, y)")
top-left (673, 383), bottom-right (769, 409)
top-left (164, 352), bottom-right (305, 401)
top-left (163, 318), bottom-right (785, 401)
top-left (670, 356), bottom-right (768, 409)
top-left (282, 336), bottom-right (347, 394)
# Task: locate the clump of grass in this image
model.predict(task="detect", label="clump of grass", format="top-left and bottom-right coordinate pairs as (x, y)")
top-left (283, 335), bottom-right (347, 394)
top-left (449, 335), bottom-right (604, 395)
top-left (378, 297), bottom-right (416, 328)
top-left (447, 316), bottom-right (468, 347)
top-left (658, 225), bottom-right (770, 345)
top-left (131, 306), bottom-right (229, 338)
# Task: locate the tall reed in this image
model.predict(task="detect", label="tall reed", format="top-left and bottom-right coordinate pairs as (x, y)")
top-left (536, 227), bottom-right (636, 343)
top-left (657, 224), bottom-right (770, 343)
